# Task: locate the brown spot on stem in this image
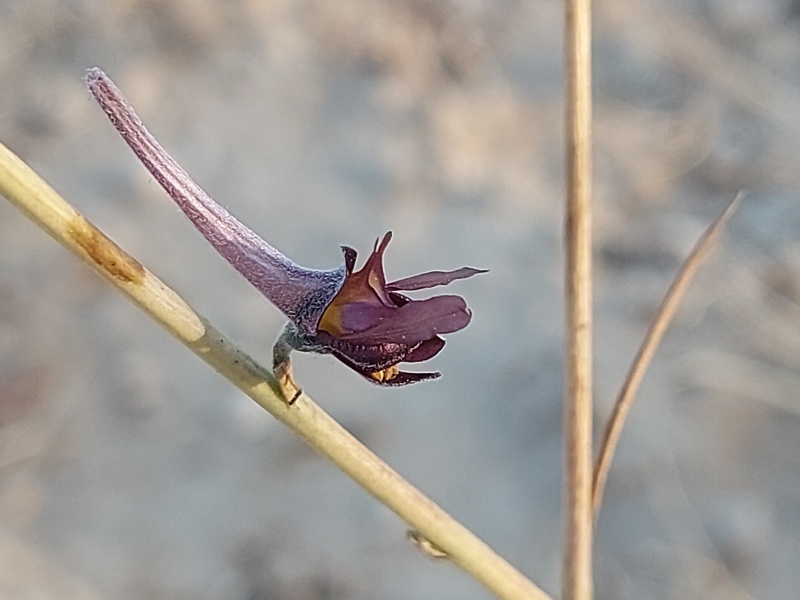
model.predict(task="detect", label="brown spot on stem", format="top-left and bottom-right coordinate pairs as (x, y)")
top-left (67, 216), bottom-right (145, 284)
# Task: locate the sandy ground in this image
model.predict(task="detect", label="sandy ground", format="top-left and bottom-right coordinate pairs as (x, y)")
top-left (1, 1), bottom-right (800, 598)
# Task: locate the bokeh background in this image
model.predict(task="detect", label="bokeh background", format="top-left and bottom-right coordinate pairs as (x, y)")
top-left (2, 1), bottom-right (800, 598)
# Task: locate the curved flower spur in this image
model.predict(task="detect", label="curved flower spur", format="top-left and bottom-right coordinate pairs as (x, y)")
top-left (86, 68), bottom-right (486, 403)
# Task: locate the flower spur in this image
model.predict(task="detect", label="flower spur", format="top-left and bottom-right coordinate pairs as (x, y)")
top-left (86, 68), bottom-right (485, 403)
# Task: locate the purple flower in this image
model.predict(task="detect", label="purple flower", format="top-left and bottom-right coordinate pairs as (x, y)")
top-left (86, 68), bottom-right (485, 402)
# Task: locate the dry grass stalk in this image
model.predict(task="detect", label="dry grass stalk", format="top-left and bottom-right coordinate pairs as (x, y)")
top-left (592, 193), bottom-right (743, 519)
top-left (563, 0), bottom-right (594, 598)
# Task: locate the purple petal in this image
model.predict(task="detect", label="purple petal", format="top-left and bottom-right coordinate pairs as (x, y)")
top-left (317, 331), bottom-right (412, 371)
top-left (330, 352), bottom-right (441, 386)
top-left (341, 246), bottom-right (358, 274)
top-left (388, 267), bottom-right (487, 291)
top-left (403, 337), bottom-right (445, 363)
top-left (336, 301), bottom-right (397, 334)
top-left (338, 295), bottom-right (472, 345)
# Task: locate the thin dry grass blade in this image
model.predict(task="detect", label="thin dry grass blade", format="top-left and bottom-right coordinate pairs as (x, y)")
top-left (592, 193), bottom-right (743, 519)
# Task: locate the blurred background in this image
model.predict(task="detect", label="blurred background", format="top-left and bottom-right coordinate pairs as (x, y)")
top-left (1, 0), bottom-right (800, 598)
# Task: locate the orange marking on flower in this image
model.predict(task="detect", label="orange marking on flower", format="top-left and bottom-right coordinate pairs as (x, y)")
top-left (317, 302), bottom-right (344, 336)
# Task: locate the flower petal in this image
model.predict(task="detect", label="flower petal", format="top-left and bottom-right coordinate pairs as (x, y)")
top-left (330, 351), bottom-right (441, 386)
top-left (338, 232), bottom-right (394, 307)
top-left (341, 246), bottom-right (358, 274)
top-left (403, 337), bottom-right (446, 363)
top-left (338, 295), bottom-right (472, 345)
top-left (335, 301), bottom-right (396, 334)
top-left (317, 331), bottom-right (414, 371)
top-left (387, 267), bottom-right (487, 291)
